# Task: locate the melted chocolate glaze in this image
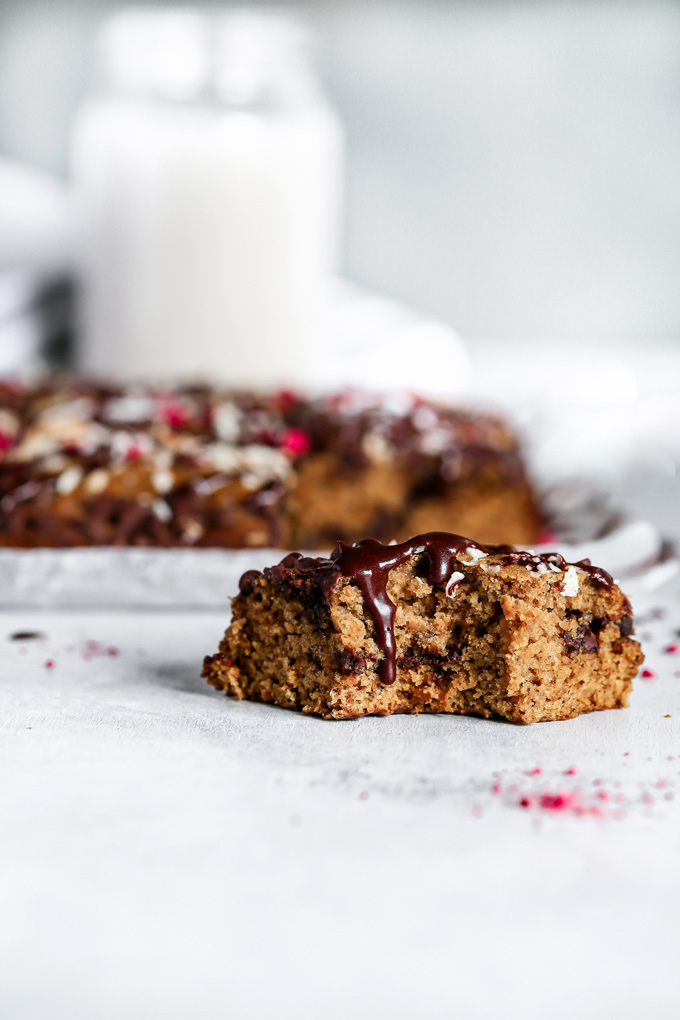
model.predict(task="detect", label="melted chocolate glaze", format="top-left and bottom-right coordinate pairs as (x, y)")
top-left (245, 532), bottom-right (617, 687)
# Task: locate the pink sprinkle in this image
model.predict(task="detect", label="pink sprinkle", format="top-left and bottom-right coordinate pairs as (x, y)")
top-left (641, 792), bottom-right (655, 806)
top-left (641, 669), bottom-right (656, 679)
top-left (44, 659), bottom-right (55, 669)
top-left (126, 444), bottom-right (144, 462)
top-left (528, 767), bottom-right (542, 776)
top-left (623, 752), bottom-right (630, 757)
top-left (537, 529), bottom-right (559, 545)
top-left (358, 791), bottom-right (369, 801)
top-left (280, 427), bottom-right (311, 457)
top-left (491, 783), bottom-right (501, 794)
top-left (107, 646), bottom-right (119, 657)
top-left (597, 791), bottom-right (610, 801)
top-left (539, 792), bottom-right (575, 812)
top-left (565, 767), bottom-right (578, 776)
top-left (675, 671), bottom-right (680, 678)
top-left (161, 402), bottom-right (189, 428)
top-left (656, 780), bottom-right (667, 789)
top-left (0, 430), bottom-right (15, 453)
top-left (665, 644), bottom-right (679, 654)
top-left (276, 389), bottom-right (300, 412)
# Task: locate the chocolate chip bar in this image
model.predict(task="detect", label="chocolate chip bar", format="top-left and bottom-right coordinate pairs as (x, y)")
top-left (203, 532), bottom-right (643, 722)
top-left (0, 379), bottom-right (539, 548)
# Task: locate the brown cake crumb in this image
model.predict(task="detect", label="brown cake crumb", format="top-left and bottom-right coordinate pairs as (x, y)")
top-left (203, 532), bottom-right (644, 723)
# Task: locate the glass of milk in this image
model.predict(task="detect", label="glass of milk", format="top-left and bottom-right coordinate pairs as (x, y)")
top-left (71, 7), bottom-right (344, 387)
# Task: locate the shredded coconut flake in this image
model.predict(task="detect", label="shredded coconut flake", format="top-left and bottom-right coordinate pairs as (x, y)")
top-left (361, 431), bottom-right (393, 464)
top-left (445, 570), bottom-right (465, 597)
top-left (193, 475), bottom-right (227, 497)
top-left (84, 468), bottom-right (110, 495)
top-left (55, 466), bottom-right (83, 496)
top-left (105, 395), bottom-right (155, 424)
top-left (460, 546), bottom-right (488, 564)
top-left (212, 401), bottom-right (242, 443)
top-left (561, 565), bottom-right (580, 597)
top-left (152, 498), bottom-right (172, 522)
top-left (152, 469), bottom-right (174, 494)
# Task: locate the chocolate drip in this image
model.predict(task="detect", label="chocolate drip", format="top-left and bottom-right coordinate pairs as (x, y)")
top-left (247, 532), bottom-right (616, 688)
top-left (329, 533), bottom-right (488, 685)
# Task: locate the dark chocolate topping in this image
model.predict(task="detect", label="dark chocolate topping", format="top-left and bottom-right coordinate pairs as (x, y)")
top-left (248, 532), bottom-right (616, 687)
top-left (329, 533), bottom-right (484, 685)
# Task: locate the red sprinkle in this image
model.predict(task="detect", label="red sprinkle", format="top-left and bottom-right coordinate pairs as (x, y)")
top-left (565, 767), bottom-right (578, 776)
top-left (126, 444), bottom-right (144, 462)
top-left (536, 529), bottom-right (559, 545)
top-left (160, 401), bottom-right (189, 428)
top-left (665, 644), bottom-right (680, 654)
top-left (280, 428), bottom-right (311, 457)
top-left (276, 389), bottom-right (300, 412)
top-left (641, 669), bottom-right (656, 679)
top-left (0, 430), bottom-right (15, 453)
top-left (528, 767), bottom-right (542, 775)
top-left (44, 659), bottom-right (55, 669)
top-left (107, 646), bottom-right (119, 657)
top-left (539, 792), bottom-right (575, 812)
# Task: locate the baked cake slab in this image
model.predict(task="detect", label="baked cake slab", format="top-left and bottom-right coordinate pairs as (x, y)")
top-left (0, 380), bottom-right (539, 549)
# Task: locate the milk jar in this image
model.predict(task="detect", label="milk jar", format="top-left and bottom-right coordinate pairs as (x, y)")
top-left (71, 8), bottom-right (344, 386)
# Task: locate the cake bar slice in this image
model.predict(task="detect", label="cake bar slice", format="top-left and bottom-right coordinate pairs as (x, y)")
top-left (203, 532), bottom-right (643, 723)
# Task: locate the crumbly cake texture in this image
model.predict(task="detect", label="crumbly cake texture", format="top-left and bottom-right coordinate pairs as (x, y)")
top-left (203, 533), bottom-right (643, 723)
top-left (0, 380), bottom-right (539, 548)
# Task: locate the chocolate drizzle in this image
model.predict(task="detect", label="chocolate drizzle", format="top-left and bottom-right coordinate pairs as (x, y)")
top-left (327, 534), bottom-right (485, 685)
top-left (253, 532), bottom-right (618, 687)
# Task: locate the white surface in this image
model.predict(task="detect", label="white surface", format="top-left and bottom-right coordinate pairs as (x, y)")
top-left (2, 472), bottom-right (680, 1019)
